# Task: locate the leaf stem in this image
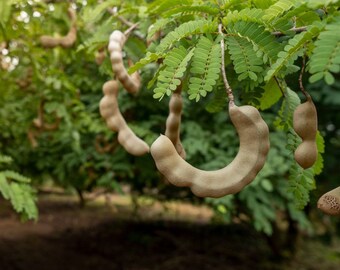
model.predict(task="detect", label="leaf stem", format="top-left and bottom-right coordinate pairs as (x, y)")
top-left (218, 24), bottom-right (234, 103)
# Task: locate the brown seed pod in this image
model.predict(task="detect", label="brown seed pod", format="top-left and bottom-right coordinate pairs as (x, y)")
top-left (165, 86), bottom-right (186, 159)
top-left (150, 102), bottom-right (270, 198)
top-left (40, 7), bottom-right (77, 49)
top-left (99, 80), bottom-right (149, 156)
top-left (317, 186), bottom-right (340, 216)
top-left (293, 96), bottom-right (318, 169)
top-left (108, 30), bottom-right (140, 94)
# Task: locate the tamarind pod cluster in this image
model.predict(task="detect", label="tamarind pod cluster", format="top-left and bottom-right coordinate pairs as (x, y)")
top-left (317, 186), bottom-right (340, 216)
top-left (150, 102), bottom-right (270, 198)
top-left (99, 80), bottom-right (149, 156)
top-left (293, 96), bottom-right (318, 169)
top-left (40, 7), bottom-right (77, 49)
top-left (108, 30), bottom-right (141, 94)
top-left (165, 88), bottom-right (186, 159)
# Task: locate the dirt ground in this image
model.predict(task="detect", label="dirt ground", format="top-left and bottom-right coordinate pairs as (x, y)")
top-left (0, 193), bottom-right (339, 270)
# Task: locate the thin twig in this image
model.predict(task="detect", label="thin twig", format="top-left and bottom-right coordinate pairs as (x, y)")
top-left (124, 22), bottom-right (140, 36)
top-left (218, 24), bottom-right (234, 103)
top-left (271, 26), bottom-right (307, 36)
top-left (298, 54), bottom-right (310, 99)
top-left (274, 76), bottom-right (286, 97)
top-left (118, 15), bottom-right (135, 27)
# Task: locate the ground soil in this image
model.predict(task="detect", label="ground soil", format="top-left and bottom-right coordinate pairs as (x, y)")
top-left (0, 193), bottom-right (339, 270)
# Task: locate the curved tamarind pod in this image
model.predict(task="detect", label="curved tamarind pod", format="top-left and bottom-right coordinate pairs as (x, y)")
top-left (40, 35), bottom-right (61, 48)
top-left (293, 96), bottom-right (318, 169)
top-left (60, 27), bottom-right (77, 48)
top-left (317, 186), bottom-right (340, 216)
top-left (151, 102), bottom-right (270, 198)
top-left (40, 7), bottom-right (77, 48)
top-left (99, 80), bottom-right (149, 156)
top-left (165, 89), bottom-right (186, 159)
top-left (108, 30), bottom-right (140, 94)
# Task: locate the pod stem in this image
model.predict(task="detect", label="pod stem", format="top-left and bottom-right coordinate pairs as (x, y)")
top-left (299, 54), bottom-right (310, 99)
top-left (124, 22), bottom-right (139, 37)
top-left (218, 24), bottom-right (234, 104)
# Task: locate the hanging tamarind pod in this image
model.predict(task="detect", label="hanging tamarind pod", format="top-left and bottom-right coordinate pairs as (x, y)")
top-left (317, 186), bottom-right (340, 216)
top-left (150, 100), bottom-right (270, 198)
top-left (108, 30), bottom-right (141, 94)
top-left (99, 80), bottom-right (149, 156)
top-left (293, 95), bottom-right (318, 169)
top-left (165, 85), bottom-right (186, 159)
top-left (40, 6), bottom-right (77, 49)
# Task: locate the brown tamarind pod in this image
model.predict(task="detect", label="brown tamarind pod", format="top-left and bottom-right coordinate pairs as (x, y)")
top-left (40, 35), bottom-right (61, 48)
top-left (317, 186), bottom-right (340, 216)
top-left (151, 102), bottom-right (270, 198)
top-left (165, 87), bottom-right (186, 159)
top-left (40, 6), bottom-right (77, 49)
top-left (108, 30), bottom-right (141, 94)
top-left (293, 96), bottom-right (318, 169)
top-left (99, 80), bottom-right (149, 156)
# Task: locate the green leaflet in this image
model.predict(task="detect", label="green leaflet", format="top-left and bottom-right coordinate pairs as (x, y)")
top-left (147, 18), bottom-right (173, 41)
top-left (307, 0), bottom-right (340, 8)
top-left (188, 37), bottom-right (221, 102)
top-left (147, 0), bottom-right (193, 15)
top-left (259, 78), bottom-right (282, 110)
top-left (226, 36), bottom-right (264, 82)
top-left (309, 16), bottom-right (340, 85)
top-left (265, 24), bottom-right (323, 81)
top-left (262, 0), bottom-right (296, 22)
top-left (153, 46), bottom-right (195, 100)
top-left (161, 4), bottom-right (220, 17)
top-left (0, 153), bottom-right (38, 221)
top-left (222, 8), bottom-right (266, 27)
top-left (288, 163), bottom-right (315, 209)
top-left (226, 21), bottom-right (282, 64)
top-left (155, 19), bottom-right (217, 54)
top-left (274, 87), bottom-right (300, 131)
top-left (313, 131), bottom-right (325, 175)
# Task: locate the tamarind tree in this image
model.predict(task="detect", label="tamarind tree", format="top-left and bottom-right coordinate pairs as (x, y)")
top-left (1, 0), bottom-right (340, 236)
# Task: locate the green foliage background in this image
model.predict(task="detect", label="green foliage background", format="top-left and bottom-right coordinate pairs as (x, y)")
top-left (0, 0), bottom-right (339, 236)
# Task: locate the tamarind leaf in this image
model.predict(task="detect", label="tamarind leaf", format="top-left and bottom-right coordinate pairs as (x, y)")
top-left (147, 18), bottom-right (173, 41)
top-left (265, 24), bottom-right (322, 82)
top-left (262, 0), bottom-right (296, 22)
top-left (147, 0), bottom-right (192, 15)
top-left (129, 53), bottom-right (161, 74)
top-left (308, 16), bottom-right (340, 85)
top-left (312, 131), bottom-right (325, 175)
top-left (226, 21), bottom-right (282, 64)
top-left (162, 4), bottom-right (220, 17)
top-left (0, 174), bottom-right (11, 200)
top-left (274, 87), bottom-right (300, 131)
top-left (155, 19), bottom-right (216, 54)
top-left (307, 0), bottom-right (340, 8)
top-left (259, 78), bottom-right (282, 110)
top-left (222, 8), bottom-right (266, 27)
top-left (188, 36), bottom-right (221, 101)
top-left (153, 47), bottom-right (194, 100)
top-left (288, 164), bottom-right (315, 209)
top-left (226, 36), bottom-right (264, 83)
top-left (2, 170), bottom-right (31, 183)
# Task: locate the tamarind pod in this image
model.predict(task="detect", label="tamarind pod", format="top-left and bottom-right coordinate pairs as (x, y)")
top-left (59, 27), bottom-right (77, 48)
top-left (165, 90), bottom-right (186, 159)
top-left (99, 80), bottom-right (149, 156)
top-left (118, 126), bottom-right (149, 156)
top-left (293, 97), bottom-right (318, 169)
top-left (108, 30), bottom-right (141, 94)
top-left (317, 186), bottom-right (340, 216)
top-left (150, 103), bottom-right (270, 198)
top-left (109, 30), bottom-right (126, 48)
top-left (40, 35), bottom-right (61, 48)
